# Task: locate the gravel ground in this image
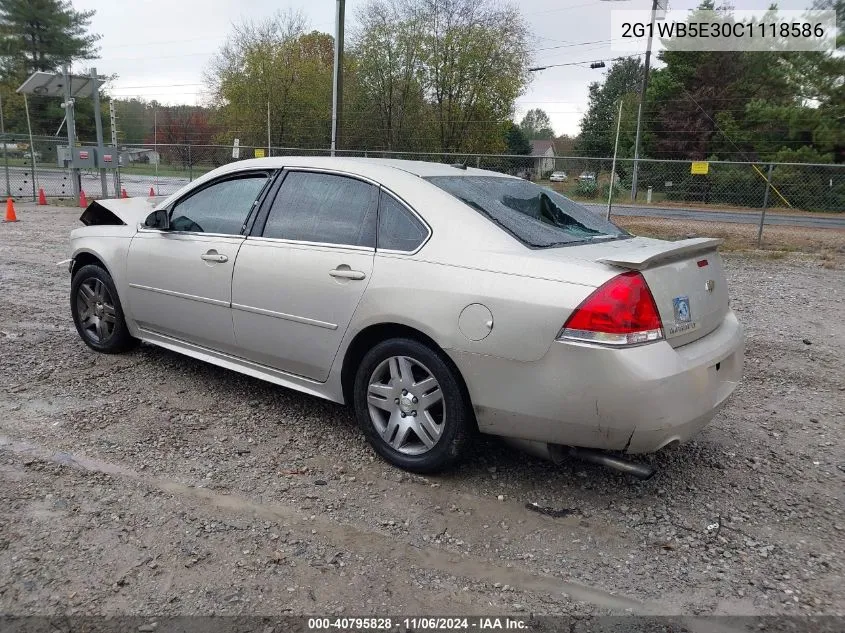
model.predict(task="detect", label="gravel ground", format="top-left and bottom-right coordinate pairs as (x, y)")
top-left (1, 204), bottom-right (844, 619)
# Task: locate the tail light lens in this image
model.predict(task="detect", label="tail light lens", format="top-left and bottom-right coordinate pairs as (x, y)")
top-left (557, 271), bottom-right (664, 346)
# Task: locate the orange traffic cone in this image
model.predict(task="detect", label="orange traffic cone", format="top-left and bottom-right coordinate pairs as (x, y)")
top-left (38, 188), bottom-right (47, 205)
top-left (121, 188), bottom-right (128, 198)
top-left (3, 197), bottom-right (18, 223)
top-left (79, 190), bottom-right (88, 208)
top-left (149, 187), bottom-right (155, 197)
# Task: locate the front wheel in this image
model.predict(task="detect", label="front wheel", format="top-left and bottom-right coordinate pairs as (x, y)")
top-left (70, 264), bottom-right (137, 353)
top-left (353, 338), bottom-right (471, 473)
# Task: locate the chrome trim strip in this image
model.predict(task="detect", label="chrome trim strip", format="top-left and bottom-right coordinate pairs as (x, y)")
top-left (128, 283), bottom-right (230, 307)
top-left (281, 165), bottom-right (383, 188)
top-left (136, 227), bottom-right (245, 240)
top-left (231, 302), bottom-right (338, 330)
top-left (245, 236), bottom-right (374, 253)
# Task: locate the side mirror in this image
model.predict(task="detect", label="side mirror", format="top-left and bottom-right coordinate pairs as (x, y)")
top-left (144, 209), bottom-right (170, 230)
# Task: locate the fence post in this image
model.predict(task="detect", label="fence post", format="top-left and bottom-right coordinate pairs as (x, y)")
top-left (188, 144), bottom-right (193, 181)
top-left (756, 163), bottom-right (774, 248)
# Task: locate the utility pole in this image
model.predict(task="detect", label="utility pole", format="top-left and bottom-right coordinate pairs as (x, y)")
top-left (267, 100), bottom-right (271, 157)
top-left (91, 67), bottom-right (108, 199)
top-left (154, 108), bottom-right (159, 195)
top-left (607, 99), bottom-right (624, 221)
top-left (62, 65), bottom-right (80, 200)
top-left (109, 100), bottom-right (121, 197)
top-left (330, 0), bottom-right (345, 156)
top-left (0, 91), bottom-right (10, 197)
top-left (630, 0), bottom-right (659, 202)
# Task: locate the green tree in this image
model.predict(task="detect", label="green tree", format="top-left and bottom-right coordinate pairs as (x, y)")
top-left (576, 56), bottom-right (642, 158)
top-left (352, 0), bottom-right (427, 150)
top-left (207, 11), bottom-right (335, 149)
top-left (351, 0), bottom-right (531, 153)
top-left (113, 98), bottom-right (155, 146)
top-left (504, 121), bottom-right (531, 154)
top-left (0, 0), bottom-right (100, 82)
top-left (0, 0), bottom-right (102, 144)
top-left (519, 108), bottom-right (555, 140)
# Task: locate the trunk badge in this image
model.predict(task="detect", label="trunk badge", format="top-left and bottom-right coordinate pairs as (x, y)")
top-left (705, 279), bottom-right (715, 293)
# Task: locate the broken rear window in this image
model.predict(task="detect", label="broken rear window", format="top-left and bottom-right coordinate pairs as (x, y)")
top-left (425, 176), bottom-right (628, 248)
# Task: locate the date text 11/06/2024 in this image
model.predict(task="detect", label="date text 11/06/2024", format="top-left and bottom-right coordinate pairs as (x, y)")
top-left (307, 617), bottom-right (528, 630)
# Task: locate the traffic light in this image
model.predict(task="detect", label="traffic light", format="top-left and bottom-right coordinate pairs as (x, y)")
top-left (590, 61), bottom-right (606, 69)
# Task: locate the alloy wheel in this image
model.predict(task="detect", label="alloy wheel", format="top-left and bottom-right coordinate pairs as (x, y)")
top-left (366, 355), bottom-right (445, 455)
top-left (76, 277), bottom-right (117, 343)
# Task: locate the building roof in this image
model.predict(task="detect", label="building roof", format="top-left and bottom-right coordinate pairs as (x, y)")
top-left (530, 140), bottom-right (556, 156)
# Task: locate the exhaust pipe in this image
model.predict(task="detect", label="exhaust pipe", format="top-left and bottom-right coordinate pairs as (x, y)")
top-left (503, 439), bottom-right (657, 480)
top-left (566, 447), bottom-right (655, 480)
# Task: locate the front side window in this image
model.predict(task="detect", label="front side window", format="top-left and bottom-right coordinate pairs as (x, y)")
top-left (170, 174), bottom-right (268, 234)
top-left (425, 176), bottom-right (629, 248)
top-left (262, 171), bottom-right (377, 247)
top-left (377, 191), bottom-right (428, 252)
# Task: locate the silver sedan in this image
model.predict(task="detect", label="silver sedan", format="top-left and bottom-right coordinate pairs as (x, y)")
top-left (67, 157), bottom-right (744, 476)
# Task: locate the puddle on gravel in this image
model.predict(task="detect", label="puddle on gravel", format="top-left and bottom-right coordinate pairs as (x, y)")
top-left (2, 435), bottom-right (742, 623)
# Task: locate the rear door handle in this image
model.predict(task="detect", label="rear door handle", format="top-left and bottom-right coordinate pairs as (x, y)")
top-left (329, 268), bottom-right (366, 280)
top-left (201, 250), bottom-right (228, 263)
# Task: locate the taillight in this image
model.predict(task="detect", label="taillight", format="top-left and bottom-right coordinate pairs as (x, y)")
top-left (557, 271), bottom-right (664, 346)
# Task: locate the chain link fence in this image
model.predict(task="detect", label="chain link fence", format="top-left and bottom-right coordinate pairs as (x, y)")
top-left (3, 135), bottom-right (842, 250)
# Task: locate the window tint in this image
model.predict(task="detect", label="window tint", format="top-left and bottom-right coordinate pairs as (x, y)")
top-left (425, 176), bottom-right (628, 248)
top-left (262, 171), bottom-right (377, 247)
top-left (170, 175), bottom-right (268, 234)
top-left (378, 192), bottom-right (427, 252)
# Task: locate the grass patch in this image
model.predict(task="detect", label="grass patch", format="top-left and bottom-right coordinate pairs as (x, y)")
top-left (615, 215), bottom-right (844, 267)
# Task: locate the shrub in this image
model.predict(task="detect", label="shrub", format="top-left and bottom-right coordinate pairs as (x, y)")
top-left (574, 179), bottom-right (599, 198)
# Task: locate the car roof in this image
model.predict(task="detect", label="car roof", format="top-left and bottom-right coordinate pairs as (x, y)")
top-left (210, 156), bottom-right (517, 179)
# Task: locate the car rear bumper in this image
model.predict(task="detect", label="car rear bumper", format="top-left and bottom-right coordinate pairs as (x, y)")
top-left (450, 310), bottom-right (744, 453)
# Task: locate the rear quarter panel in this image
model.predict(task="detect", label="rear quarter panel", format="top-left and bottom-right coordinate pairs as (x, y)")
top-left (351, 253), bottom-right (597, 362)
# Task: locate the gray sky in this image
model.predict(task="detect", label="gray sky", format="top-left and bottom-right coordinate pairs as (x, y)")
top-left (74, 0), bottom-right (815, 138)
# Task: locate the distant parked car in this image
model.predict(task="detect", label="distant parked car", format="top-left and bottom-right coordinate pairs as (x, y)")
top-left (549, 171), bottom-right (567, 182)
top-left (578, 171), bottom-right (596, 182)
top-left (515, 169), bottom-right (532, 180)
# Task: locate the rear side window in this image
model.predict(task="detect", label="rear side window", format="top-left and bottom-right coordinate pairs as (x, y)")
top-left (170, 174), bottom-right (268, 234)
top-left (262, 171), bottom-right (378, 247)
top-left (425, 176), bottom-right (628, 248)
top-left (377, 192), bottom-right (428, 252)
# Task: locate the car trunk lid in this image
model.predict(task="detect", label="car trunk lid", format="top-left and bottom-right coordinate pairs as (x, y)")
top-left (573, 237), bottom-right (729, 347)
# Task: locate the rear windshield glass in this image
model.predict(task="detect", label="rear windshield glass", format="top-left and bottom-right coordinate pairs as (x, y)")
top-left (425, 176), bottom-right (629, 248)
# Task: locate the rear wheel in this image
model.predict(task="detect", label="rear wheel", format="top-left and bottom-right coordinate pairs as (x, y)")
top-left (71, 264), bottom-right (137, 353)
top-left (354, 337), bottom-right (471, 473)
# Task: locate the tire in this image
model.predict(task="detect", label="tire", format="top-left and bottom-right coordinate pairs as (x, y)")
top-left (70, 264), bottom-right (138, 354)
top-left (353, 337), bottom-right (471, 473)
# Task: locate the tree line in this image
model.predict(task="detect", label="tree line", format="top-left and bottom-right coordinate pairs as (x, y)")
top-left (0, 0), bottom-right (841, 167)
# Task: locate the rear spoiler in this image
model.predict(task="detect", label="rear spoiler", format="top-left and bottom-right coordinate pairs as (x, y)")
top-left (597, 238), bottom-right (723, 270)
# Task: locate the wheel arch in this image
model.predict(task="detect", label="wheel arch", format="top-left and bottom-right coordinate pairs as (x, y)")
top-left (339, 322), bottom-right (476, 429)
top-left (71, 249), bottom-right (112, 279)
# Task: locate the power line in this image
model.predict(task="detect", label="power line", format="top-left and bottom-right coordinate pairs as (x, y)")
top-left (529, 55), bottom-right (643, 72)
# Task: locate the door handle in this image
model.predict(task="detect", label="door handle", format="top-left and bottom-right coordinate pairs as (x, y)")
top-left (201, 250), bottom-right (228, 263)
top-left (329, 268), bottom-right (366, 280)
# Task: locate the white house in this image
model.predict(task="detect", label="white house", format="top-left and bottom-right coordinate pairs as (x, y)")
top-left (530, 140), bottom-right (556, 177)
